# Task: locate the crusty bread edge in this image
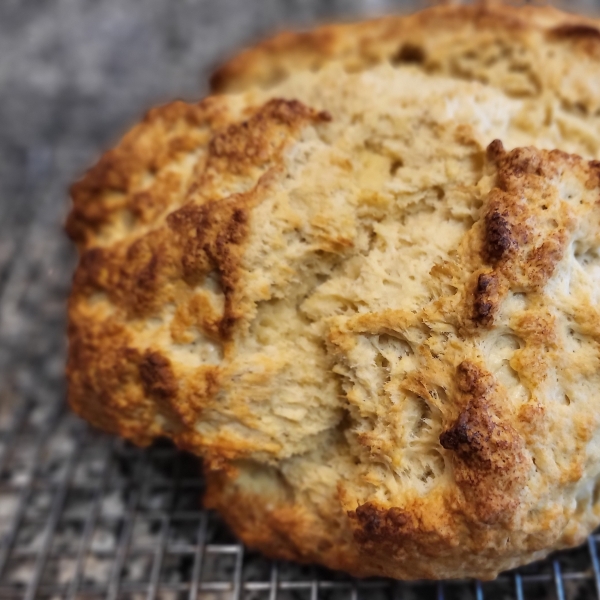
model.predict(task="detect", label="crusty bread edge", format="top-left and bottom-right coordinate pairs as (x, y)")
top-left (210, 2), bottom-right (600, 93)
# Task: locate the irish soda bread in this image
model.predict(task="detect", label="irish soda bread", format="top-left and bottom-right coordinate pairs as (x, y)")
top-left (67, 3), bottom-right (600, 580)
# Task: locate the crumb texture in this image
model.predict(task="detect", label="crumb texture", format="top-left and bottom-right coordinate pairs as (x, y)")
top-left (68, 3), bottom-right (600, 580)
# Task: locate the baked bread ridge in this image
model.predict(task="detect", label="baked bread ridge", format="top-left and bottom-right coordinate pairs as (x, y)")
top-left (67, 4), bottom-right (600, 580)
top-left (211, 2), bottom-right (600, 107)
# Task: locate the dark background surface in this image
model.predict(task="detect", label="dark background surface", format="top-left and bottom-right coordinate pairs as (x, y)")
top-left (1, 1), bottom-right (600, 598)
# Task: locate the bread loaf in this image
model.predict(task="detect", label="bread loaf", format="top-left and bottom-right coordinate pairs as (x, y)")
top-left (67, 3), bottom-right (600, 579)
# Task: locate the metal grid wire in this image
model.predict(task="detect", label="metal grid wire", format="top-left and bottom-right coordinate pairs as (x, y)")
top-left (3, 1), bottom-right (600, 599)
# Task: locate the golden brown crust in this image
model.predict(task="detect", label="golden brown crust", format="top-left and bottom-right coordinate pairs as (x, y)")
top-left (67, 97), bottom-right (330, 455)
top-left (139, 351), bottom-right (178, 401)
top-left (439, 361), bottom-right (529, 525)
top-left (66, 101), bottom-right (220, 246)
top-left (67, 315), bottom-right (161, 444)
top-left (204, 465), bottom-right (364, 574)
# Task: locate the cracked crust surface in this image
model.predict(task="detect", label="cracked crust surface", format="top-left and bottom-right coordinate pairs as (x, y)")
top-left (68, 3), bottom-right (600, 580)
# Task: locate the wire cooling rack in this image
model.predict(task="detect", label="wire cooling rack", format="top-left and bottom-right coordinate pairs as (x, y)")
top-left (3, 1), bottom-right (600, 599)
